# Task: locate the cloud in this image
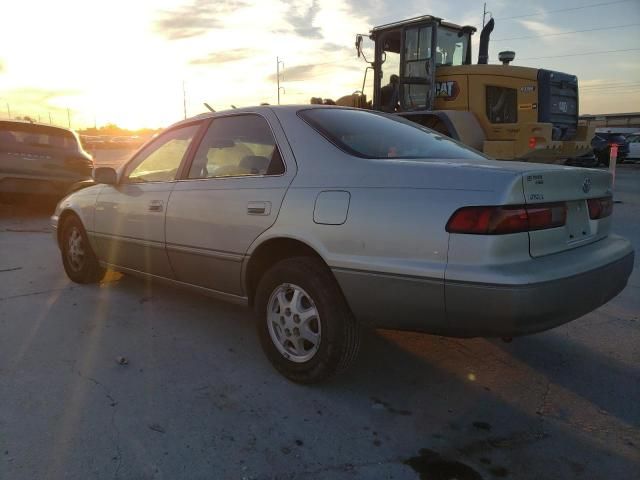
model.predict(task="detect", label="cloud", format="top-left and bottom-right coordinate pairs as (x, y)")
top-left (189, 48), bottom-right (254, 65)
top-left (6, 87), bottom-right (80, 103)
top-left (267, 63), bottom-right (317, 82)
top-left (155, 0), bottom-right (249, 40)
top-left (287, 0), bottom-right (322, 39)
top-left (517, 20), bottom-right (562, 38)
top-left (266, 62), bottom-right (360, 82)
top-left (320, 42), bottom-right (354, 55)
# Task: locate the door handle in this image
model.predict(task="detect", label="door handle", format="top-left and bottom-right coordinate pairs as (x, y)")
top-left (247, 201), bottom-right (271, 215)
top-left (148, 200), bottom-right (164, 212)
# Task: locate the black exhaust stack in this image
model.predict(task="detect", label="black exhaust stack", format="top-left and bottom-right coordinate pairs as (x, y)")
top-left (477, 18), bottom-right (494, 64)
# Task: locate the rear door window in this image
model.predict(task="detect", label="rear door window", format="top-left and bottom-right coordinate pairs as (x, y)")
top-left (188, 114), bottom-right (285, 179)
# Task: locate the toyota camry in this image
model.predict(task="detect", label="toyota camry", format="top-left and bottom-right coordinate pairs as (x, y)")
top-left (52, 106), bottom-right (634, 383)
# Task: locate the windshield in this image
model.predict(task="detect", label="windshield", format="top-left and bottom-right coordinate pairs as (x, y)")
top-left (436, 27), bottom-right (469, 66)
top-left (299, 108), bottom-right (484, 160)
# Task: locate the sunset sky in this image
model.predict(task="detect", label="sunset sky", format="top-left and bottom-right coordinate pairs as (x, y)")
top-left (1, 0), bottom-right (639, 129)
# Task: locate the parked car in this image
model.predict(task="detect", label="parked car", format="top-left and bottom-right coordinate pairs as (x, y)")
top-left (625, 132), bottom-right (640, 161)
top-left (108, 135), bottom-right (144, 149)
top-left (79, 135), bottom-right (106, 150)
top-left (564, 151), bottom-right (598, 168)
top-left (1, 120), bottom-right (93, 200)
top-left (52, 106), bottom-right (634, 383)
top-left (592, 132), bottom-right (629, 166)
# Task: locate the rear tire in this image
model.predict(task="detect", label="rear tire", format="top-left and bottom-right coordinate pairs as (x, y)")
top-left (60, 215), bottom-right (106, 284)
top-left (255, 256), bottom-right (361, 384)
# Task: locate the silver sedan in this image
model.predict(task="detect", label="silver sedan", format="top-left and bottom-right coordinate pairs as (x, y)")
top-left (52, 106), bottom-right (634, 383)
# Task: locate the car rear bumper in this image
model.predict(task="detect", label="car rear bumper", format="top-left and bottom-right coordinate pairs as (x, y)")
top-left (444, 248), bottom-right (634, 337)
top-left (0, 176), bottom-right (77, 196)
top-left (333, 235), bottom-right (634, 337)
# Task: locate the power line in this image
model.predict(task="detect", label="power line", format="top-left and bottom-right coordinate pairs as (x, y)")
top-left (582, 86), bottom-right (640, 91)
top-left (493, 23), bottom-right (640, 41)
top-left (519, 48), bottom-right (640, 60)
top-left (494, 0), bottom-right (634, 21)
top-left (582, 86), bottom-right (640, 92)
top-left (313, 57), bottom-right (358, 68)
top-left (581, 80), bottom-right (640, 87)
top-left (581, 81), bottom-right (640, 90)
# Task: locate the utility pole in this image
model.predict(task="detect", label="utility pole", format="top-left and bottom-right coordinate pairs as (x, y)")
top-left (276, 57), bottom-right (285, 105)
top-left (67, 108), bottom-right (71, 128)
top-left (482, 3), bottom-right (487, 27)
top-left (48, 112), bottom-right (52, 124)
top-left (6, 102), bottom-right (11, 118)
top-left (182, 80), bottom-right (187, 119)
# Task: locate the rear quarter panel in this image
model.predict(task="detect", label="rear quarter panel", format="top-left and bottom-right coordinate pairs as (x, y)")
top-left (250, 108), bottom-right (527, 329)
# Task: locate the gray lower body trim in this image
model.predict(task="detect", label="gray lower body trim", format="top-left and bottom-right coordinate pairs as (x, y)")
top-left (99, 261), bottom-right (249, 306)
top-left (165, 243), bottom-right (244, 296)
top-left (166, 243), bottom-right (244, 263)
top-left (333, 250), bottom-right (634, 337)
top-left (332, 267), bottom-right (446, 331)
top-left (90, 233), bottom-right (174, 279)
top-left (445, 251), bottom-right (634, 337)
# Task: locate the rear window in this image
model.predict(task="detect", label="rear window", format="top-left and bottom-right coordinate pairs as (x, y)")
top-left (298, 108), bottom-right (484, 160)
top-left (0, 122), bottom-right (78, 150)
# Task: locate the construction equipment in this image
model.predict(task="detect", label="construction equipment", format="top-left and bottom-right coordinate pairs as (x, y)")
top-left (328, 15), bottom-right (593, 163)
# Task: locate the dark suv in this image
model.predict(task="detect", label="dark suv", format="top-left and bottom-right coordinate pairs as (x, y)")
top-left (0, 120), bottom-right (93, 200)
top-left (592, 132), bottom-right (630, 166)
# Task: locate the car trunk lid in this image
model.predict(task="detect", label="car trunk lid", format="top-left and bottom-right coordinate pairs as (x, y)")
top-left (522, 168), bottom-right (612, 257)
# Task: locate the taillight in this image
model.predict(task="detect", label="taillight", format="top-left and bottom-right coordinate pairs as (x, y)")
top-left (446, 202), bottom-right (567, 235)
top-left (587, 197), bottom-right (613, 219)
top-left (65, 156), bottom-right (93, 174)
top-left (526, 203), bottom-right (566, 230)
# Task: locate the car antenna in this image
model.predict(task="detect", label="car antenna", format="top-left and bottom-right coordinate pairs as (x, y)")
top-left (203, 102), bottom-right (215, 112)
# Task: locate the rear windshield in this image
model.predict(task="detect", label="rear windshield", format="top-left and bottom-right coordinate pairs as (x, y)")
top-left (0, 122), bottom-right (78, 150)
top-left (298, 108), bottom-right (484, 160)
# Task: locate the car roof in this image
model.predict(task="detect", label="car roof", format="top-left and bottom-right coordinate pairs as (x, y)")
top-left (167, 104), bottom-right (356, 130)
top-left (0, 119), bottom-right (76, 134)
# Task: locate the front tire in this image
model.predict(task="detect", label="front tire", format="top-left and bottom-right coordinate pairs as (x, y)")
top-left (60, 215), bottom-right (106, 284)
top-left (255, 257), bottom-right (361, 384)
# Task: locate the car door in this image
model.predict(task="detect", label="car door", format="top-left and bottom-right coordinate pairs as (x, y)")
top-left (627, 134), bottom-right (640, 159)
top-left (92, 122), bottom-right (202, 277)
top-left (165, 111), bottom-right (296, 296)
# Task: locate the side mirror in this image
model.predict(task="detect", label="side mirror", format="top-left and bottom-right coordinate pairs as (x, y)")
top-left (355, 35), bottom-right (363, 58)
top-left (93, 167), bottom-right (118, 185)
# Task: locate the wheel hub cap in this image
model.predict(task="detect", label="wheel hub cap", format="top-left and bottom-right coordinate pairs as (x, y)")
top-left (267, 284), bottom-right (321, 363)
top-left (66, 227), bottom-right (86, 272)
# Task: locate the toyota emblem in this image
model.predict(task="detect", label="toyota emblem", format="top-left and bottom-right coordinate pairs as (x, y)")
top-left (582, 178), bottom-right (592, 193)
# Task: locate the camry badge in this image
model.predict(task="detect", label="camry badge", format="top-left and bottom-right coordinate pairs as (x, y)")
top-left (582, 178), bottom-right (592, 193)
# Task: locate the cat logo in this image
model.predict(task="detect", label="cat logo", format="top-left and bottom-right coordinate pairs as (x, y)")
top-left (435, 80), bottom-right (459, 100)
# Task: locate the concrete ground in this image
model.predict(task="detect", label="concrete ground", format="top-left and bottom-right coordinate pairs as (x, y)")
top-left (0, 165), bottom-right (638, 480)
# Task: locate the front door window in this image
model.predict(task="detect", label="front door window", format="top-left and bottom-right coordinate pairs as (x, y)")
top-left (126, 124), bottom-right (200, 183)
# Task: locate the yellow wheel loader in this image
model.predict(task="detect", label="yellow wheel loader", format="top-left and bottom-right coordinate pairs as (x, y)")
top-left (330, 15), bottom-right (594, 163)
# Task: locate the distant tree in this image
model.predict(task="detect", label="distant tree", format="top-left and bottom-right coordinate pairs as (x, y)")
top-left (78, 124), bottom-right (163, 137)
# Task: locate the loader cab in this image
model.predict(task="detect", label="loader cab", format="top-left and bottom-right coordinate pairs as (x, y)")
top-left (369, 16), bottom-right (475, 113)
